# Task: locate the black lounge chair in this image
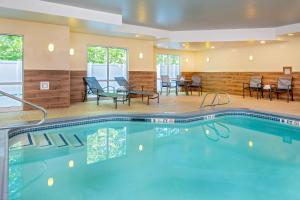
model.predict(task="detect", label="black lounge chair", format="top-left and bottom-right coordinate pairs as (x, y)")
top-left (188, 75), bottom-right (202, 96)
top-left (114, 77), bottom-right (159, 105)
top-left (83, 77), bottom-right (129, 109)
top-left (243, 76), bottom-right (262, 99)
top-left (273, 76), bottom-right (294, 103)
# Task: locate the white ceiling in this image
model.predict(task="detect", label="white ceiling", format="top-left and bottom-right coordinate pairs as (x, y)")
top-left (42, 0), bottom-right (300, 31)
top-left (0, 0), bottom-right (300, 51)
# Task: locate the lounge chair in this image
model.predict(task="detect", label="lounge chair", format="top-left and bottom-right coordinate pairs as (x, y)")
top-left (83, 77), bottom-right (129, 109)
top-left (243, 76), bottom-right (262, 99)
top-left (188, 75), bottom-right (202, 96)
top-left (273, 76), bottom-right (294, 103)
top-left (114, 77), bottom-right (159, 105)
top-left (160, 75), bottom-right (176, 95)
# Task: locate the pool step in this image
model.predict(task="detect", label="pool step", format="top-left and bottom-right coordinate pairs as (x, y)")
top-left (64, 134), bottom-right (84, 148)
top-left (32, 133), bottom-right (53, 148)
top-left (9, 133), bottom-right (34, 149)
top-left (48, 134), bottom-right (69, 147)
top-left (10, 133), bottom-right (85, 149)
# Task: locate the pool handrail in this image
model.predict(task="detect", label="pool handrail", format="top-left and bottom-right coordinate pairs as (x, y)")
top-left (0, 90), bottom-right (47, 130)
top-left (200, 92), bottom-right (231, 109)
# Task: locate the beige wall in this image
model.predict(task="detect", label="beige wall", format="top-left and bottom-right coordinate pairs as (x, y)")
top-left (155, 48), bottom-right (197, 72)
top-left (70, 32), bottom-right (155, 72)
top-left (0, 18), bottom-right (70, 70)
top-left (1, 17), bottom-right (300, 74)
top-left (196, 37), bottom-right (300, 72)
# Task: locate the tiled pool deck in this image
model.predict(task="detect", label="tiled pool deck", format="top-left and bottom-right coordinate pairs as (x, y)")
top-left (1, 94), bottom-right (300, 127)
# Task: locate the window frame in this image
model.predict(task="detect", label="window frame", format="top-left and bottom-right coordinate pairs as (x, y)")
top-left (87, 45), bottom-right (129, 92)
top-left (0, 34), bottom-right (24, 109)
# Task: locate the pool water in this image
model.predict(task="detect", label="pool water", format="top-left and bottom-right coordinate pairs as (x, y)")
top-left (8, 116), bottom-right (300, 200)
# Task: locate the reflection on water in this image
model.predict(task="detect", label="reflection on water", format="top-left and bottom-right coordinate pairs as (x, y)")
top-left (202, 122), bottom-right (230, 142)
top-left (87, 127), bottom-right (127, 165)
top-left (155, 122), bottom-right (231, 142)
top-left (9, 148), bottom-right (23, 199)
top-left (155, 127), bottom-right (180, 138)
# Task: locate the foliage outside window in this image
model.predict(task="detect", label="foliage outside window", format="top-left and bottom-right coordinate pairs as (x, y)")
top-left (0, 35), bottom-right (22, 61)
top-left (88, 47), bottom-right (127, 64)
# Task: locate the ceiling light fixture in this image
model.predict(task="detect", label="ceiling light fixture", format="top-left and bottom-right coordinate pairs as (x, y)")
top-left (288, 33), bottom-right (294, 36)
top-left (211, 46), bottom-right (215, 49)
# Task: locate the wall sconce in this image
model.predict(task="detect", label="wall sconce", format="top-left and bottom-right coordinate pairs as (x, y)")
top-left (206, 57), bottom-right (210, 63)
top-left (139, 52), bottom-right (144, 59)
top-left (185, 58), bottom-right (189, 63)
top-left (48, 43), bottom-right (54, 52)
top-left (69, 48), bottom-right (75, 56)
top-left (249, 55), bottom-right (254, 61)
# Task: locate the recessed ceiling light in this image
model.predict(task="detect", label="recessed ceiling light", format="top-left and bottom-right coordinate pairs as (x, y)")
top-left (260, 41), bottom-right (266, 44)
top-left (288, 33), bottom-right (294, 36)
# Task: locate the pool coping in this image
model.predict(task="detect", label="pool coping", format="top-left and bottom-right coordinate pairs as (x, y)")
top-left (7, 108), bottom-right (300, 137)
top-left (2, 108), bottom-right (300, 199)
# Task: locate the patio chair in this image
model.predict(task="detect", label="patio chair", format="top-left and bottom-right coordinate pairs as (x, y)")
top-left (83, 77), bottom-right (129, 109)
top-left (273, 76), bottom-right (294, 103)
top-left (160, 75), bottom-right (176, 95)
top-left (242, 76), bottom-right (262, 99)
top-left (114, 77), bottom-right (159, 105)
top-left (176, 75), bottom-right (188, 95)
top-left (188, 75), bottom-right (202, 96)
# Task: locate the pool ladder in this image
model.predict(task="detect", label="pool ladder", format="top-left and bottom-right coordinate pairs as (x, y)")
top-left (0, 90), bottom-right (47, 130)
top-left (200, 92), bottom-right (231, 109)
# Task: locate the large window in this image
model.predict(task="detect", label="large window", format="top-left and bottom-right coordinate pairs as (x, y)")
top-left (87, 46), bottom-right (128, 92)
top-left (0, 35), bottom-right (23, 108)
top-left (156, 54), bottom-right (180, 89)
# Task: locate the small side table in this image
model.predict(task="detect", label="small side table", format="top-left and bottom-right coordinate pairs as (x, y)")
top-left (262, 84), bottom-right (273, 101)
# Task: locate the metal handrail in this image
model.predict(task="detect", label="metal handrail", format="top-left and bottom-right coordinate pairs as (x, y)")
top-left (0, 90), bottom-right (47, 130)
top-left (200, 92), bottom-right (231, 108)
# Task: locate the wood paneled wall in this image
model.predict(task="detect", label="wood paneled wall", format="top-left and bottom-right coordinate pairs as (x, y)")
top-left (70, 71), bottom-right (86, 103)
top-left (24, 70), bottom-right (70, 110)
top-left (182, 72), bottom-right (300, 101)
top-left (129, 71), bottom-right (157, 93)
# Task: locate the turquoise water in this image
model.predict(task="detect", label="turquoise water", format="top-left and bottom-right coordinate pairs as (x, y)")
top-left (8, 116), bottom-right (300, 200)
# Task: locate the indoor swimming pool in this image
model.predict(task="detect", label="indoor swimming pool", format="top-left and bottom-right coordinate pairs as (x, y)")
top-left (8, 112), bottom-right (300, 200)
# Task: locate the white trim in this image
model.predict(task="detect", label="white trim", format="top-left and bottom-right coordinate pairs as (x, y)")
top-left (1, 1), bottom-right (300, 42)
top-left (0, 0), bottom-right (122, 25)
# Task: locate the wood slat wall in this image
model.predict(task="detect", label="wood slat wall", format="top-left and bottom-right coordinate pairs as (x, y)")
top-left (70, 71), bottom-right (86, 103)
top-left (182, 72), bottom-right (300, 101)
top-left (129, 71), bottom-right (157, 93)
top-left (24, 70), bottom-right (70, 110)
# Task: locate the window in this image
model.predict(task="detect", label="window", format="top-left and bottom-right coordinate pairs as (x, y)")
top-left (0, 35), bottom-right (23, 108)
top-left (87, 46), bottom-right (128, 93)
top-left (156, 54), bottom-right (180, 89)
